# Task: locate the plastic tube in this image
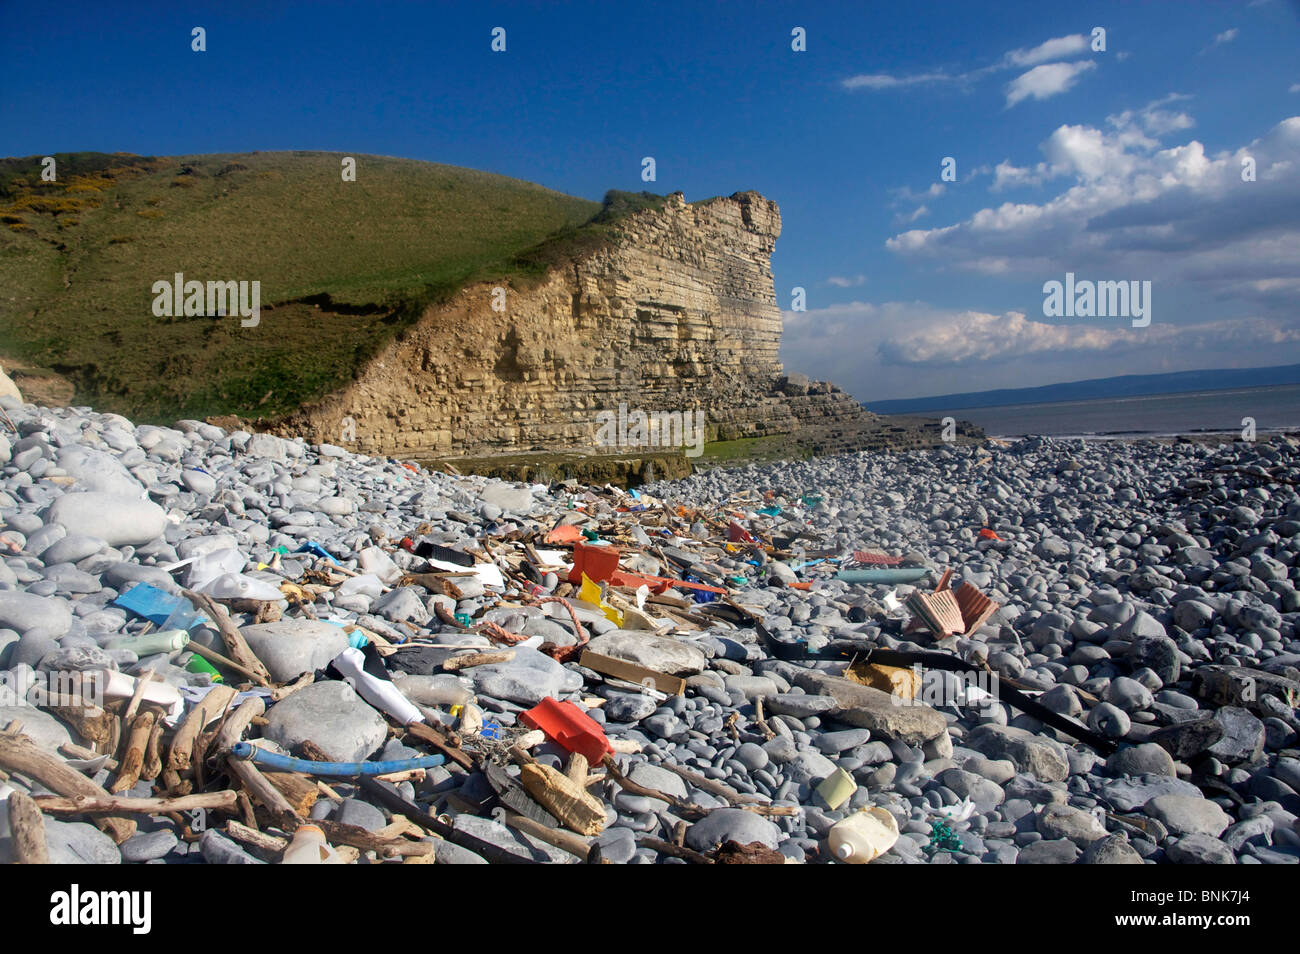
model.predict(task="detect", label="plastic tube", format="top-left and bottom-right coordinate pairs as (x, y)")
top-left (332, 647), bottom-right (424, 725)
top-left (229, 742), bottom-right (445, 776)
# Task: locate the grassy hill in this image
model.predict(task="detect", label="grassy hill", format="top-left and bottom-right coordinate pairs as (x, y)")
top-left (0, 150), bottom-right (629, 423)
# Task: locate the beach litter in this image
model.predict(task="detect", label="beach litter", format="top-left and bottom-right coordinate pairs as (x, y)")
top-left (0, 393), bottom-right (1297, 866)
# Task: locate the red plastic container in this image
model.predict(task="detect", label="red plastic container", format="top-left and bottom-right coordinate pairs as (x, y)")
top-left (520, 698), bottom-right (613, 765)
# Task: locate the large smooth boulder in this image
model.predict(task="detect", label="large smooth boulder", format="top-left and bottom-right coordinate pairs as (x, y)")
top-left (586, 631), bottom-right (707, 676)
top-left (263, 681), bottom-right (388, 762)
top-left (45, 493), bottom-right (166, 547)
top-left (240, 621), bottom-right (350, 682)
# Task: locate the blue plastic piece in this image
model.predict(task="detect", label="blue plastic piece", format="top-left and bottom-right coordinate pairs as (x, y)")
top-left (296, 541), bottom-right (340, 564)
top-left (229, 742), bottom-right (445, 776)
top-left (112, 584), bottom-right (206, 628)
top-left (347, 631), bottom-right (370, 649)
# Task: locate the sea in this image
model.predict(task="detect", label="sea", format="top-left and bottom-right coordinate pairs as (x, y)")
top-left (930, 384), bottom-right (1300, 440)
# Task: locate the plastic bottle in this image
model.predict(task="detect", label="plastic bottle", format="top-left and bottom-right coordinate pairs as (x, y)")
top-left (828, 807), bottom-right (900, 864)
top-left (281, 825), bottom-right (340, 864)
top-left (104, 629), bottom-right (190, 655)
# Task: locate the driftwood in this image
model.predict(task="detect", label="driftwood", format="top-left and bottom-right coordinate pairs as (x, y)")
top-left (186, 640), bottom-right (266, 684)
top-left (637, 836), bottom-right (713, 864)
top-left (653, 761), bottom-right (767, 805)
top-left (264, 772), bottom-right (319, 816)
top-left (34, 790), bottom-right (238, 815)
top-left (182, 590), bottom-right (272, 686)
top-left (141, 720), bottom-right (165, 781)
top-left (404, 721), bottom-right (476, 771)
top-left (270, 671), bottom-right (314, 702)
top-left (578, 650), bottom-right (686, 696)
top-left (602, 756), bottom-right (796, 820)
top-left (49, 702), bottom-right (120, 752)
top-left (501, 808), bottom-right (596, 862)
top-left (0, 730), bottom-right (135, 843)
top-left (110, 710), bottom-right (156, 794)
top-left (519, 762), bottom-right (606, 836)
top-left (281, 815), bottom-right (435, 858)
top-left (214, 698), bottom-right (296, 818)
top-left (121, 666), bottom-right (156, 725)
top-left (167, 684), bottom-right (238, 777)
top-left (442, 650), bottom-right (515, 671)
top-left (224, 819), bottom-right (286, 857)
top-left (7, 790), bottom-right (48, 863)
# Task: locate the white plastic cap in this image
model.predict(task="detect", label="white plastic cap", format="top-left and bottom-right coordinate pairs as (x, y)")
top-left (836, 842), bottom-right (854, 860)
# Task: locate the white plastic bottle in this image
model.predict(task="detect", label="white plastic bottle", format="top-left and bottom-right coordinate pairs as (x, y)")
top-left (282, 824), bottom-right (340, 864)
top-left (828, 807), bottom-right (900, 863)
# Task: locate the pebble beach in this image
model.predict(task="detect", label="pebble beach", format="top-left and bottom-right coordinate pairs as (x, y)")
top-left (1, 392), bottom-right (1298, 865)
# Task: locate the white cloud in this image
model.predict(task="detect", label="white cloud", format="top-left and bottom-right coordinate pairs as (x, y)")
top-left (883, 115), bottom-right (1300, 334)
top-left (1291, 83), bottom-right (1300, 93)
top-left (1005, 61), bottom-right (1097, 107)
top-left (841, 72), bottom-right (951, 90)
top-left (779, 299), bottom-right (1300, 401)
top-left (826, 274), bottom-right (867, 287)
top-left (842, 33), bottom-right (1098, 96)
top-left (1213, 28), bottom-right (1239, 45)
top-left (1003, 34), bottom-right (1090, 68)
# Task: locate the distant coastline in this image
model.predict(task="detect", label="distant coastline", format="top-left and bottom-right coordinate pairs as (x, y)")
top-left (865, 363), bottom-right (1300, 415)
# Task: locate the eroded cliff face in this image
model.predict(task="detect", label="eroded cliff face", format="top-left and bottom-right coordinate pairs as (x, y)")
top-left (273, 191), bottom-right (891, 458)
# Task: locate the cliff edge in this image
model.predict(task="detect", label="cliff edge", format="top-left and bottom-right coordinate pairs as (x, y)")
top-left (271, 190), bottom-right (970, 459)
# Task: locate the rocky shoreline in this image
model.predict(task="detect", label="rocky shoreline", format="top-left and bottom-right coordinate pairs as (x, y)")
top-left (1, 393), bottom-right (1297, 864)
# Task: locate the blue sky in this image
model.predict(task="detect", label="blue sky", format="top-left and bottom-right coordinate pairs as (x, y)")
top-left (3, 0), bottom-right (1299, 401)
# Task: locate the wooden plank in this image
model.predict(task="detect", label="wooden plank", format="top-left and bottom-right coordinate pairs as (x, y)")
top-left (7, 790), bottom-right (48, 863)
top-left (0, 731), bottom-right (135, 843)
top-left (578, 650), bottom-right (686, 696)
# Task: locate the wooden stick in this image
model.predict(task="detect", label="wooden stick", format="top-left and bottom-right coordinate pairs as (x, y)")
top-left (753, 696), bottom-right (776, 740)
top-left (121, 666), bottom-right (156, 725)
top-left (653, 761), bottom-right (767, 805)
top-left (565, 752), bottom-right (589, 788)
top-left (167, 685), bottom-right (238, 777)
top-left (214, 698), bottom-right (297, 818)
top-left (270, 671), bottom-right (314, 702)
top-left (442, 650), bottom-right (515, 671)
top-left (224, 819), bottom-right (286, 855)
top-left (109, 710), bottom-right (155, 794)
top-left (50, 703), bottom-right (120, 753)
top-left (182, 590), bottom-right (272, 686)
top-left (502, 808), bottom-right (595, 862)
top-left (404, 721), bottom-right (476, 771)
top-left (0, 731), bottom-right (135, 843)
top-left (186, 640), bottom-right (266, 684)
top-left (141, 720), bottom-right (164, 781)
top-left (8, 790), bottom-right (49, 863)
top-left (264, 772), bottom-right (319, 816)
top-left (637, 836), bottom-right (713, 864)
top-left (33, 790), bottom-right (238, 815)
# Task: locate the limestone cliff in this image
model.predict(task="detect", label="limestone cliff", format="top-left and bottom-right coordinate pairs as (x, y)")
top-left (271, 191), bottom-right (957, 459)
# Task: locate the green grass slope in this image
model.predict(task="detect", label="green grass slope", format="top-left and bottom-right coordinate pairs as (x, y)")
top-left (0, 151), bottom-right (607, 422)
